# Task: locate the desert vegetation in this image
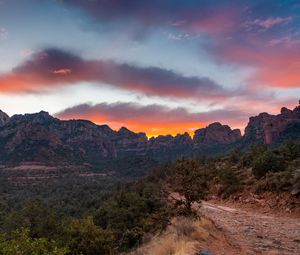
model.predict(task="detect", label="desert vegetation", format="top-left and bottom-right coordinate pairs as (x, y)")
top-left (0, 141), bottom-right (300, 254)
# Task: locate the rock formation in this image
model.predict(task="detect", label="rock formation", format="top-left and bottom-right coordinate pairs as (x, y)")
top-left (244, 106), bottom-right (300, 144)
top-left (111, 127), bottom-right (148, 156)
top-left (0, 110), bottom-right (9, 126)
top-left (193, 122), bottom-right (241, 147)
top-left (1, 104), bottom-right (300, 165)
top-left (0, 111), bottom-right (115, 164)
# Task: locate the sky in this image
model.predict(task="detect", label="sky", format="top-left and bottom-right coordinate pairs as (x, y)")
top-left (0, 0), bottom-right (300, 137)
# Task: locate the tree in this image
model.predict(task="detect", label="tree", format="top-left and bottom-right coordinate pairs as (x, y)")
top-left (280, 140), bottom-right (300, 161)
top-left (3, 199), bottom-right (61, 240)
top-left (94, 183), bottom-right (170, 251)
top-left (173, 158), bottom-right (208, 215)
top-left (242, 143), bottom-right (267, 167)
top-left (215, 164), bottom-right (241, 197)
top-left (65, 216), bottom-right (114, 255)
top-left (252, 150), bottom-right (286, 179)
top-left (0, 229), bottom-right (68, 255)
top-left (228, 148), bottom-right (241, 164)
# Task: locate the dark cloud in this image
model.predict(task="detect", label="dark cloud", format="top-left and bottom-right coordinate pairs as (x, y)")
top-left (61, 1), bottom-right (299, 37)
top-left (61, 0), bottom-right (242, 37)
top-left (58, 102), bottom-right (249, 125)
top-left (0, 48), bottom-right (230, 100)
top-left (60, 0), bottom-right (300, 91)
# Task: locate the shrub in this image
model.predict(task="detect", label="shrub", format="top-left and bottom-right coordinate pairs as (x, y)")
top-left (65, 216), bottom-right (114, 255)
top-left (94, 183), bottom-right (170, 251)
top-left (254, 170), bottom-right (293, 193)
top-left (3, 199), bottom-right (61, 240)
top-left (0, 229), bottom-right (68, 255)
top-left (173, 158), bottom-right (209, 215)
top-left (215, 165), bottom-right (241, 197)
top-left (252, 150), bottom-right (286, 179)
top-left (242, 143), bottom-right (268, 167)
top-left (280, 140), bottom-right (300, 161)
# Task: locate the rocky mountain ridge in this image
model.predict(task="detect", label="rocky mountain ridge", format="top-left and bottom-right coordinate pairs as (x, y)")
top-left (244, 105), bottom-right (300, 145)
top-left (0, 110), bottom-right (9, 127)
top-left (0, 104), bottom-right (299, 164)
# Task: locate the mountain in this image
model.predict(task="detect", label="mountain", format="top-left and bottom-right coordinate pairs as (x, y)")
top-left (194, 122), bottom-right (241, 146)
top-left (0, 110), bottom-right (9, 127)
top-left (244, 105), bottom-right (300, 145)
top-left (0, 104), bottom-right (300, 165)
top-left (0, 111), bottom-right (115, 164)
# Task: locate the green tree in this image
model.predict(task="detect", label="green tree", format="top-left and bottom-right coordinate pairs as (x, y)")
top-left (242, 143), bottom-right (267, 167)
top-left (65, 216), bottom-right (114, 255)
top-left (3, 199), bottom-right (61, 240)
top-left (0, 229), bottom-right (68, 255)
top-left (280, 140), bottom-right (300, 161)
top-left (94, 182), bottom-right (170, 251)
top-left (228, 148), bottom-right (241, 164)
top-left (215, 165), bottom-right (241, 197)
top-left (252, 150), bottom-right (286, 179)
top-left (173, 158), bottom-right (208, 214)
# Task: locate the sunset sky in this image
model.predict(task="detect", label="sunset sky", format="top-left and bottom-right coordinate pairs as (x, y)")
top-left (0, 0), bottom-right (300, 136)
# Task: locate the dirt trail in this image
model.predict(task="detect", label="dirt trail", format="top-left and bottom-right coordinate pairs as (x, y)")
top-left (198, 201), bottom-right (300, 255)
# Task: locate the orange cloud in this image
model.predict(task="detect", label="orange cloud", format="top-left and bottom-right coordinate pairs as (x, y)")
top-left (89, 117), bottom-right (202, 137)
top-left (56, 102), bottom-right (249, 137)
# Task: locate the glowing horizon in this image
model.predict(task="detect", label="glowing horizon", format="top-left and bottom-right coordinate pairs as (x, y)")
top-left (0, 0), bottom-right (299, 136)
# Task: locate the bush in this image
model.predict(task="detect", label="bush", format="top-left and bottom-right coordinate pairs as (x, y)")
top-left (227, 148), bottom-right (241, 164)
top-left (173, 158), bottom-right (209, 215)
top-left (0, 229), bottom-right (68, 255)
top-left (3, 199), bottom-right (61, 240)
top-left (215, 165), bottom-right (241, 198)
top-left (241, 143), bottom-right (268, 167)
top-left (280, 140), bottom-right (300, 161)
top-left (254, 170), bottom-right (293, 193)
top-left (252, 150), bottom-right (286, 179)
top-left (65, 216), bottom-right (114, 255)
top-left (94, 183), bottom-right (170, 251)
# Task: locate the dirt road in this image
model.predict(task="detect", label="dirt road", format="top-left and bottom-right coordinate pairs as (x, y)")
top-left (198, 201), bottom-right (300, 255)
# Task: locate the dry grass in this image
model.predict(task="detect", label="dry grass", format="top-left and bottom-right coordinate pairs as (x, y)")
top-left (127, 216), bottom-right (214, 255)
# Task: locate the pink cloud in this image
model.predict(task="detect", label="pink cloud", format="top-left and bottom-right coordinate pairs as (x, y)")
top-left (253, 16), bottom-right (293, 29)
top-left (216, 35), bottom-right (300, 88)
top-left (52, 68), bottom-right (72, 75)
top-left (268, 36), bottom-right (300, 48)
top-left (184, 7), bottom-right (240, 35)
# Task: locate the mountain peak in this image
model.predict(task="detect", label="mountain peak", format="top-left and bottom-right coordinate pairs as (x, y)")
top-left (11, 111), bottom-right (55, 124)
top-left (194, 122), bottom-right (241, 145)
top-left (0, 109), bottom-right (9, 126)
top-left (118, 126), bottom-right (133, 135)
top-left (245, 104), bottom-right (300, 144)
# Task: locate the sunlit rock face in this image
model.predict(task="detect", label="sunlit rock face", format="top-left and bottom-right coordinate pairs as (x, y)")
top-left (244, 106), bottom-right (300, 145)
top-left (193, 122), bottom-right (242, 147)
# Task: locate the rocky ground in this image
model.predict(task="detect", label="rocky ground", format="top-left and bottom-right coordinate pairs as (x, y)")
top-left (198, 201), bottom-right (300, 255)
